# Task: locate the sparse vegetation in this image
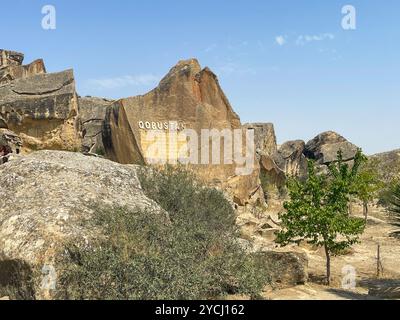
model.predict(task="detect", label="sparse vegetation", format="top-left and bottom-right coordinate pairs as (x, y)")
top-left (56, 166), bottom-right (270, 300)
top-left (389, 183), bottom-right (400, 228)
top-left (276, 150), bottom-right (367, 285)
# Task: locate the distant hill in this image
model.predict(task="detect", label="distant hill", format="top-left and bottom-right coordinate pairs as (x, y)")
top-left (370, 149), bottom-right (400, 182)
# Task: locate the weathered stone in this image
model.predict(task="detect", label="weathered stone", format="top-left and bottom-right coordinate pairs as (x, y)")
top-left (102, 59), bottom-right (262, 206)
top-left (304, 131), bottom-right (358, 164)
top-left (0, 129), bottom-right (22, 164)
top-left (0, 150), bottom-right (165, 299)
top-left (244, 123), bottom-right (277, 156)
top-left (259, 154), bottom-right (286, 187)
top-left (0, 59), bottom-right (46, 86)
top-left (274, 140), bottom-right (308, 178)
top-left (0, 50), bottom-right (24, 67)
top-left (260, 251), bottom-right (308, 287)
top-left (79, 96), bottom-right (113, 154)
top-left (0, 70), bottom-right (81, 152)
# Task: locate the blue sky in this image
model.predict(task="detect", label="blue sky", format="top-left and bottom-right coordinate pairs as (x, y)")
top-left (2, 0), bottom-right (399, 154)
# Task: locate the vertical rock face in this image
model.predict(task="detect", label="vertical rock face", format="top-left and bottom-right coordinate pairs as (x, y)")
top-left (244, 123), bottom-right (277, 156)
top-left (273, 140), bottom-right (308, 178)
top-left (103, 59), bottom-right (262, 205)
top-left (0, 69), bottom-right (81, 152)
top-left (0, 129), bottom-right (22, 164)
top-left (79, 97), bottom-right (113, 154)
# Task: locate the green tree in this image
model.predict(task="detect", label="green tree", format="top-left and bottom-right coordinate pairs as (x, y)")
top-left (389, 183), bottom-right (400, 227)
top-left (351, 161), bottom-right (383, 223)
top-left (276, 150), bottom-right (366, 285)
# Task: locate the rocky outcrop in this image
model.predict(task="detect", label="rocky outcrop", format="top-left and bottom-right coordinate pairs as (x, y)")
top-left (259, 154), bottom-right (286, 187)
top-left (304, 131), bottom-right (359, 165)
top-left (244, 123), bottom-right (277, 156)
top-left (370, 149), bottom-right (400, 182)
top-left (274, 140), bottom-right (308, 178)
top-left (0, 151), bottom-right (165, 299)
top-left (0, 50), bottom-right (46, 86)
top-left (102, 59), bottom-right (262, 206)
top-left (0, 129), bottom-right (22, 164)
top-left (79, 97), bottom-right (113, 154)
top-left (0, 70), bottom-right (81, 152)
top-left (0, 50), bottom-right (24, 67)
top-left (261, 251), bottom-right (308, 287)
top-left (0, 60), bottom-right (46, 86)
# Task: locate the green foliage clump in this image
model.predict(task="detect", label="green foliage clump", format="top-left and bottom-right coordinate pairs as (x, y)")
top-left (56, 166), bottom-right (270, 300)
top-left (276, 150), bottom-right (367, 285)
top-left (389, 183), bottom-right (400, 226)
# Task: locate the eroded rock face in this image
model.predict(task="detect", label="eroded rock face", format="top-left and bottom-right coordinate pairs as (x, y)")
top-left (0, 50), bottom-right (24, 67)
top-left (304, 131), bottom-right (358, 164)
top-left (274, 140), bottom-right (308, 178)
top-left (0, 59), bottom-right (46, 86)
top-left (0, 151), bottom-right (165, 299)
top-left (103, 59), bottom-right (262, 206)
top-left (244, 123), bottom-right (277, 156)
top-left (0, 129), bottom-right (22, 164)
top-left (0, 70), bottom-right (81, 152)
top-left (79, 97), bottom-right (113, 154)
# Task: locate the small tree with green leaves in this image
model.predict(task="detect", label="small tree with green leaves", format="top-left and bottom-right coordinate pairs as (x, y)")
top-left (351, 165), bottom-right (383, 222)
top-left (276, 150), bottom-right (366, 285)
top-left (389, 183), bottom-right (400, 227)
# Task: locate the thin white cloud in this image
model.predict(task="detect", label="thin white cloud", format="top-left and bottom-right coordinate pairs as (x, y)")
top-left (296, 33), bottom-right (335, 46)
top-left (87, 74), bottom-right (160, 89)
top-left (204, 44), bottom-right (217, 53)
top-left (275, 35), bottom-right (287, 46)
top-left (216, 62), bottom-right (256, 76)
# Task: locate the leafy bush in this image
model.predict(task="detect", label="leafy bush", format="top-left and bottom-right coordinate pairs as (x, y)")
top-left (56, 166), bottom-right (270, 300)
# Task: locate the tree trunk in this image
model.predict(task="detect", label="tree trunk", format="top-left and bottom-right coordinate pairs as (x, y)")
top-left (324, 245), bottom-right (331, 286)
top-left (363, 201), bottom-right (368, 223)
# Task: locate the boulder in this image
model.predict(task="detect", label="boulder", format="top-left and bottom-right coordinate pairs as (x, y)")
top-left (79, 96), bottom-right (113, 154)
top-left (0, 150), bottom-right (165, 299)
top-left (0, 70), bottom-right (81, 152)
top-left (244, 123), bottom-right (277, 156)
top-left (102, 59), bottom-right (262, 206)
top-left (304, 131), bottom-right (358, 164)
top-left (260, 251), bottom-right (308, 287)
top-left (274, 140), bottom-right (308, 178)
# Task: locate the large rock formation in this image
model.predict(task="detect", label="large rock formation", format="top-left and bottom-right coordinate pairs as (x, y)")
top-left (304, 131), bottom-right (359, 165)
top-left (0, 50), bottom-right (46, 86)
top-left (102, 59), bottom-right (262, 206)
top-left (0, 50), bottom-right (24, 67)
top-left (0, 69), bottom-right (81, 152)
top-left (244, 123), bottom-right (277, 156)
top-left (0, 151), bottom-right (165, 299)
top-left (79, 96), bottom-right (113, 154)
top-left (273, 140), bottom-right (308, 178)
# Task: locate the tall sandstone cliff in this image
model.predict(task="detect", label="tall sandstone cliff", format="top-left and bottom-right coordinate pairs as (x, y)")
top-left (102, 59), bottom-right (263, 206)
